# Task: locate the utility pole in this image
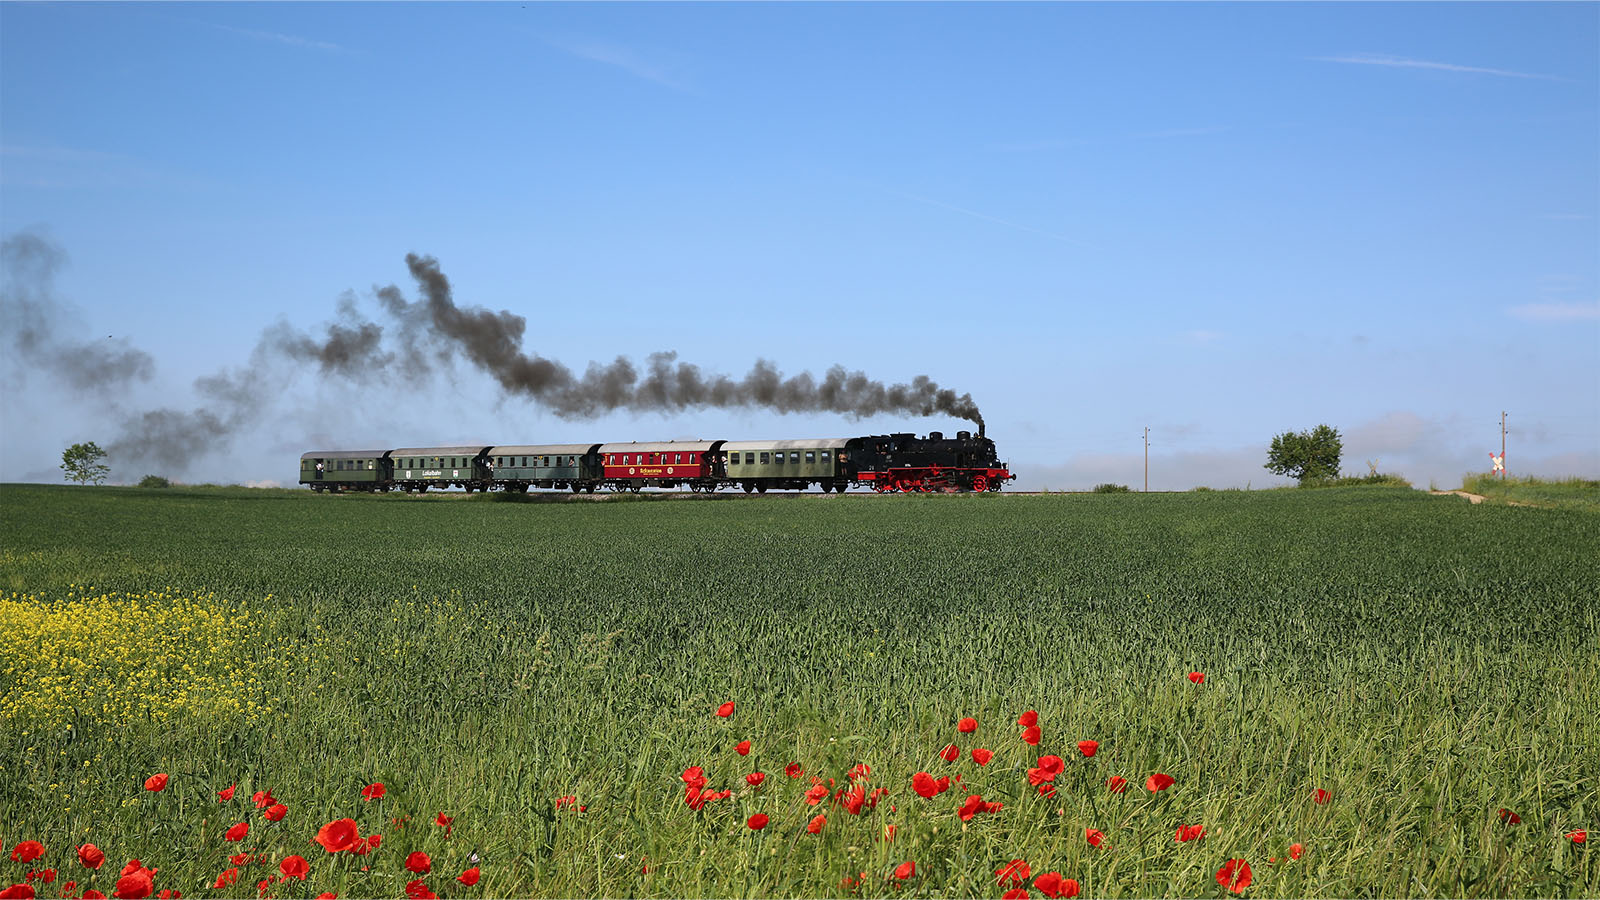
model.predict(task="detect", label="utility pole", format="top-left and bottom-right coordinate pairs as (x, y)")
top-left (1143, 427), bottom-right (1150, 493)
top-left (1501, 411), bottom-right (1508, 480)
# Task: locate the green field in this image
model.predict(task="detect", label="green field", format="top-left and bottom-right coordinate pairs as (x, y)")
top-left (2, 484), bottom-right (1596, 899)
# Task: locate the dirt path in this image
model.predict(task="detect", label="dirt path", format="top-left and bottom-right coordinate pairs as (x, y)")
top-left (1430, 490), bottom-right (1489, 504)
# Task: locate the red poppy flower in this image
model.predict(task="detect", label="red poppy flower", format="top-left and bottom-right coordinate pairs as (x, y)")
top-left (806, 814), bottom-right (826, 834)
top-left (1018, 710), bottom-right (1038, 727)
top-left (1034, 872), bottom-right (1079, 899)
top-left (1106, 776), bottom-right (1128, 793)
top-left (1021, 725), bottom-right (1041, 745)
top-left (362, 783), bottom-right (385, 801)
top-left (1037, 783), bottom-right (1057, 798)
top-left (804, 783), bottom-right (829, 805)
top-left (211, 869), bottom-right (238, 890)
top-left (227, 854), bottom-right (250, 867)
top-left (316, 895), bottom-right (336, 900)
top-left (112, 867), bottom-right (153, 900)
top-left (250, 791), bottom-right (274, 809)
top-left (1085, 828), bottom-right (1107, 848)
top-left (1216, 860), bottom-right (1251, 893)
top-left (366, 835), bottom-right (382, 851)
top-left (403, 880), bottom-right (435, 900)
top-left (958, 794), bottom-right (996, 822)
top-left (911, 772), bottom-right (938, 798)
top-left (893, 861), bottom-right (915, 880)
top-left (217, 785), bottom-right (236, 802)
top-left (1175, 824), bottom-right (1206, 842)
top-left (972, 748), bottom-right (993, 766)
top-left (995, 859), bottom-right (1031, 887)
top-left (734, 740), bottom-right (751, 756)
top-left (1188, 672), bottom-right (1205, 684)
top-left (83, 893), bottom-right (106, 900)
top-left (11, 842), bottom-right (44, 864)
top-left (746, 772), bottom-right (765, 787)
top-left (939, 744), bottom-right (960, 763)
top-left (682, 766), bottom-right (707, 788)
top-left (1498, 808), bottom-right (1521, 825)
top-left (276, 857), bottom-right (308, 882)
top-left (1146, 773), bottom-right (1175, 792)
top-left (847, 763), bottom-right (871, 782)
top-left (77, 846), bottom-right (104, 871)
top-left (958, 717), bottom-right (978, 733)
top-left (936, 775), bottom-right (951, 794)
top-left (785, 763), bottom-right (803, 779)
top-left (746, 814), bottom-right (768, 830)
top-left (881, 824), bottom-right (897, 842)
top-left (1001, 890), bottom-right (1029, 900)
top-left (313, 819), bottom-right (360, 853)
top-left (1289, 843), bottom-right (1304, 860)
top-left (716, 702), bottom-right (735, 717)
top-left (63, 880), bottom-right (78, 895)
top-left (1312, 789), bottom-right (1329, 804)
top-left (263, 804), bottom-right (286, 823)
top-left (143, 774), bottom-right (168, 792)
top-left (457, 868), bottom-right (480, 886)
top-left (224, 823), bottom-right (249, 842)
top-left (1566, 830), bottom-right (1587, 843)
top-left (254, 879), bottom-right (270, 894)
top-left (404, 852), bottom-right (431, 875)
top-left (0, 885), bottom-right (35, 900)
top-left (1077, 740), bottom-right (1098, 757)
top-left (433, 813), bottom-right (453, 829)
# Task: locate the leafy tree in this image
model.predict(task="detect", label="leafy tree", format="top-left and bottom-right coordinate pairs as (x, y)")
top-left (1265, 425), bottom-right (1342, 483)
top-left (61, 441), bottom-right (110, 485)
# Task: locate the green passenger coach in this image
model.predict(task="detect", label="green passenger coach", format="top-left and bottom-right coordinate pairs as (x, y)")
top-left (300, 450), bottom-right (392, 493)
top-left (719, 439), bottom-right (850, 493)
top-left (390, 446), bottom-right (493, 493)
top-left (488, 444), bottom-right (604, 493)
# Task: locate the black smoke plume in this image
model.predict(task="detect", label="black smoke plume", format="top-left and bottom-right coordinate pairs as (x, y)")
top-left (1, 230), bottom-right (156, 391)
top-left (374, 253), bottom-right (985, 426)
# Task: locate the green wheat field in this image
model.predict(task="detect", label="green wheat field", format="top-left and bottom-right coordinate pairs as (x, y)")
top-left (1, 484), bottom-right (1596, 899)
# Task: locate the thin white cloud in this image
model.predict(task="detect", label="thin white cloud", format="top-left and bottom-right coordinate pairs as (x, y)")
top-left (1507, 301), bottom-right (1600, 321)
top-left (1314, 53), bottom-right (1561, 81)
top-left (213, 23), bottom-right (343, 53)
top-left (897, 192), bottom-right (1092, 246)
top-left (551, 38), bottom-right (685, 89)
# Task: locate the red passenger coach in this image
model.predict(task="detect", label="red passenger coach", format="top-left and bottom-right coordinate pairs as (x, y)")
top-left (598, 440), bottom-right (725, 493)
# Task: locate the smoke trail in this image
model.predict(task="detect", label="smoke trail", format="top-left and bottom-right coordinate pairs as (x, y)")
top-left (376, 253), bottom-right (985, 426)
top-left (7, 233), bottom-right (984, 474)
top-left (0, 229), bottom-right (156, 391)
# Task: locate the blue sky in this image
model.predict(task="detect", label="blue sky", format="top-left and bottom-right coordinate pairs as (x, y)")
top-left (2, 2), bottom-right (1595, 489)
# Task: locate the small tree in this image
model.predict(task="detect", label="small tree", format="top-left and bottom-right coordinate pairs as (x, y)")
top-left (62, 442), bottom-right (110, 485)
top-left (1265, 425), bottom-right (1342, 483)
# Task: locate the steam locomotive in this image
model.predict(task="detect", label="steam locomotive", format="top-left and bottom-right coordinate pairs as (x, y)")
top-left (300, 429), bottom-right (1013, 494)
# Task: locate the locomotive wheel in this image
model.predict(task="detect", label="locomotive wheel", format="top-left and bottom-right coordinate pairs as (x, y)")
top-left (972, 475), bottom-right (989, 493)
top-left (570, 483), bottom-right (581, 493)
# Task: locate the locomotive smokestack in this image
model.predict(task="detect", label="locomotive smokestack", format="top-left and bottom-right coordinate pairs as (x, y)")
top-left (979, 419), bottom-right (985, 438)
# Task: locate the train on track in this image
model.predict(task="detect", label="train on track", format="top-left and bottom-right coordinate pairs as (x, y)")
top-left (300, 429), bottom-right (1013, 495)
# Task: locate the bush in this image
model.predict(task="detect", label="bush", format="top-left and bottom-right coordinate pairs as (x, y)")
top-left (138, 475), bottom-right (171, 489)
top-left (1297, 472), bottom-right (1411, 489)
top-left (1092, 483), bottom-right (1133, 493)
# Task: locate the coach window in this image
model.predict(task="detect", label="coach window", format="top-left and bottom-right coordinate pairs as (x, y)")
top-left (821, 451), bottom-right (831, 463)
top-left (760, 452), bottom-right (770, 465)
top-left (806, 451), bottom-right (816, 464)
top-left (791, 452), bottom-right (800, 463)
top-left (729, 454), bottom-right (739, 466)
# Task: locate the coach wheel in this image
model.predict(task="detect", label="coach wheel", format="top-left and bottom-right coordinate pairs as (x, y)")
top-left (756, 483), bottom-right (767, 494)
top-left (972, 475), bottom-right (988, 493)
top-left (742, 482), bottom-right (753, 493)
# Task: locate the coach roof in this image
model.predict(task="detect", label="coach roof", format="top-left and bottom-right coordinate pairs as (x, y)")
top-left (301, 450), bottom-right (389, 460)
top-left (597, 440), bottom-right (721, 454)
top-left (489, 444), bottom-right (601, 456)
top-left (389, 446), bottom-right (491, 457)
top-left (719, 438), bottom-right (850, 452)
